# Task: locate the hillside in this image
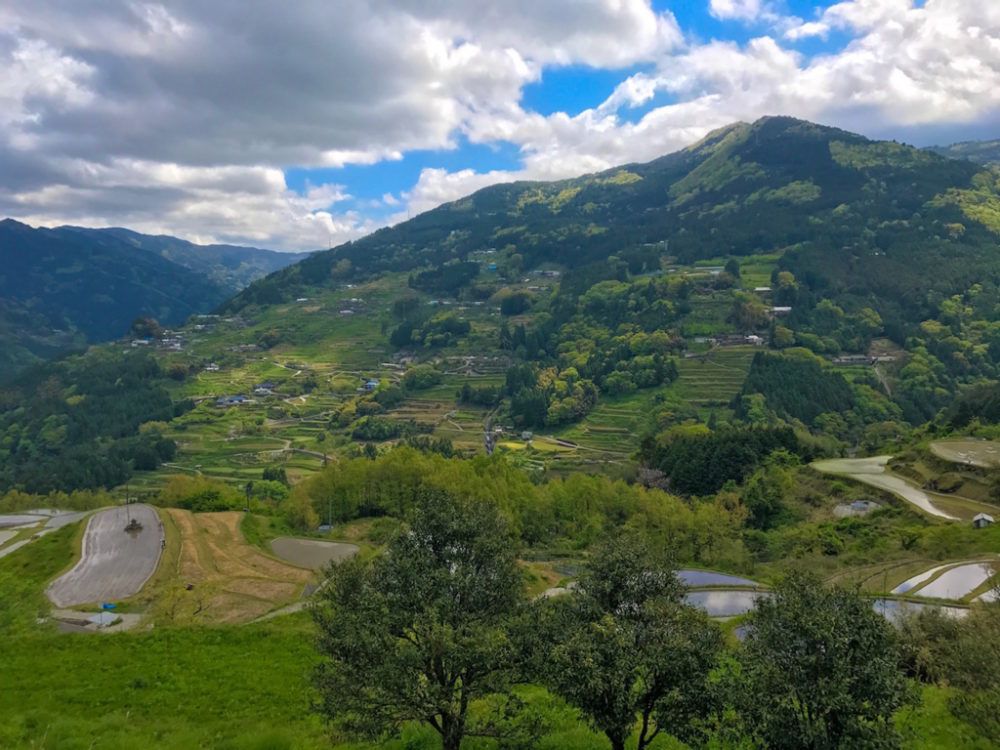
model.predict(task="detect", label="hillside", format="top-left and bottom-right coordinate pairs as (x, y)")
top-left (228, 116), bottom-right (992, 313)
top-left (63, 226), bottom-right (311, 293)
top-left (6, 117), bottom-right (1000, 492)
top-left (0, 221), bottom-right (308, 380)
top-left (930, 139), bottom-right (1000, 167)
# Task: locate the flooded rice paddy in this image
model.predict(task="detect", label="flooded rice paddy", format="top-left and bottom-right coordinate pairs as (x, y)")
top-left (929, 439), bottom-right (1000, 469)
top-left (813, 456), bottom-right (960, 520)
top-left (270, 537), bottom-right (359, 570)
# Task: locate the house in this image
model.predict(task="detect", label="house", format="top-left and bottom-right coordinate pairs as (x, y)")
top-left (973, 513), bottom-right (995, 529)
top-left (204, 363), bottom-right (221, 372)
top-left (770, 306), bottom-right (793, 317)
top-left (363, 378), bottom-right (380, 392)
top-left (754, 286), bottom-right (772, 294)
top-left (215, 395), bottom-right (248, 407)
top-left (521, 431), bottom-right (533, 441)
top-left (253, 387), bottom-right (273, 397)
top-left (745, 334), bottom-right (764, 346)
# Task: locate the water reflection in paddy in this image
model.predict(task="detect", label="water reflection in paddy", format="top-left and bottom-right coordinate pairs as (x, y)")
top-left (913, 563), bottom-right (995, 600)
top-left (685, 590), bottom-right (767, 618)
top-left (677, 569), bottom-right (759, 588)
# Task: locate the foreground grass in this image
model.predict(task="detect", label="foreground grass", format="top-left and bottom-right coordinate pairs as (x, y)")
top-left (1, 516), bottom-right (996, 749)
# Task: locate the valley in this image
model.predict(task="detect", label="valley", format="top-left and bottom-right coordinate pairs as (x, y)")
top-left (4, 118), bottom-right (1000, 748)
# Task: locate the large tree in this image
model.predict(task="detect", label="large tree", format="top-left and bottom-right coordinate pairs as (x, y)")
top-left (734, 572), bottom-right (914, 749)
top-left (312, 490), bottom-right (526, 750)
top-left (541, 533), bottom-right (723, 750)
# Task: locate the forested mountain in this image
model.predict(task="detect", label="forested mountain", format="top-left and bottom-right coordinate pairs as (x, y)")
top-left (0, 221), bottom-right (304, 379)
top-left (929, 139), bottom-right (1000, 167)
top-left (228, 116), bottom-right (998, 316)
top-left (62, 226), bottom-right (311, 293)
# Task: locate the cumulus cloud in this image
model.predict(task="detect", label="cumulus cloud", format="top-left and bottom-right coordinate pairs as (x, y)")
top-left (0, 0), bottom-right (681, 248)
top-left (1, 0), bottom-right (999, 249)
top-left (709, 0), bottom-right (766, 22)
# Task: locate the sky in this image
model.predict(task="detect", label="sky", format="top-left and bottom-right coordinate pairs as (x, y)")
top-left (1, 0), bottom-right (999, 251)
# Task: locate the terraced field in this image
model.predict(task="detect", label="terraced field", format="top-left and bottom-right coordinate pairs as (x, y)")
top-left (160, 510), bottom-right (312, 623)
top-left (671, 347), bottom-right (756, 406)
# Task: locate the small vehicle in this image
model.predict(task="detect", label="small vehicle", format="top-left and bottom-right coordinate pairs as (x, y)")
top-left (124, 518), bottom-right (143, 533)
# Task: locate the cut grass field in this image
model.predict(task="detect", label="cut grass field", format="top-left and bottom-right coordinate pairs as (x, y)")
top-left (153, 510), bottom-right (313, 624)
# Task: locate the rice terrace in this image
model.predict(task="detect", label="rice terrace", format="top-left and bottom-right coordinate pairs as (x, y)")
top-left (4, 5), bottom-right (1000, 747)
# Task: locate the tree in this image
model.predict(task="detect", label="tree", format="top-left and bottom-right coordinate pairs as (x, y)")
top-left (541, 533), bottom-right (723, 750)
top-left (313, 490), bottom-right (526, 750)
top-left (129, 316), bottom-right (162, 339)
top-left (733, 572), bottom-right (914, 749)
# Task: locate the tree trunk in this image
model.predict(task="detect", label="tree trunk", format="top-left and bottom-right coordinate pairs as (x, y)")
top-left (608, 734), bottom-right (626, 750)
top-left (441, 715), bottom-right (464, 750)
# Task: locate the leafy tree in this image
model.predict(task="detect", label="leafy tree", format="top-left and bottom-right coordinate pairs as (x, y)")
top-left (733, 572), bottom-right (914, 749)
top-left (313, 490), bottom-right (526, 750)
top-left (401, 364), bottom-right (443, 390)
top-left (541, 533), bottom-right (723, 750)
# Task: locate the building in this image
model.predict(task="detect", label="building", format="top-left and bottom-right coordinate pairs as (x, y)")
top-left (973, 513), bottom-right (995, 529)
top-left (363, 378), bottom-right (380, 392)
top-left (204, 363), bottom-right (220, 372)
top-left (770, 306), bottom-right (793, 317)
top-left (215, 395), bottom-right (248, 407)
top-left (521, 431), bottom-right (533, 441)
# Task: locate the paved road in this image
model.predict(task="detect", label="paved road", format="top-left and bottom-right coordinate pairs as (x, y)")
top-left (48, 505), bottom-right (163, 607)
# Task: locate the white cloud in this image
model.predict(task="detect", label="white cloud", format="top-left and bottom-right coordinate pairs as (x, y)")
top-left (709, 0), bottom-right (765, 22)
top-left (0, 0), bottom-right (682, 248)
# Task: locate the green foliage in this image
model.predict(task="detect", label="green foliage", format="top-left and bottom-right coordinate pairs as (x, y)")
top-left (736, 352), bottom-right (855, 426)
top-left (539, 533), bottom-right (723, 750)
top-left (0, 350), bottom-right (185, 492)
top-left (296, 448), bottom-right (747, 564)
top-left (732, 572), bottom-right (914, 749)
top-left (312, 490), bottom-right (526, 750)
top-left (158, 475), bottom-right (243, 512)
top-left (640, 425), bottom-right (804, 496)
top-left (401, 364), bottom-right (443, 390)
top-left (899, 604), bottom-right (1000, 744)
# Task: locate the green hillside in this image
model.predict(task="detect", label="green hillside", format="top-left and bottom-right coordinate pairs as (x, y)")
top-left (0, 221), bottom-right (305, 380)
top-left (930, 139), bottom-right (1000, 166)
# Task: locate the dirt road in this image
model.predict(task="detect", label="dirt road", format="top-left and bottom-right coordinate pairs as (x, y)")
top-left (47, 505), bottom-right (163, 607)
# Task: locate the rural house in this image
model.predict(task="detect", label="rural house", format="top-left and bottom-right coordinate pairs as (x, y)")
top-left (973, 513), bottom-right (994, 529)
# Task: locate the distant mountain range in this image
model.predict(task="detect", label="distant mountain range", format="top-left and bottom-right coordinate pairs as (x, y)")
top-left (928, 139), bottom-right (1000, 166)
top-left (0, 220), bottom-right (308, 378)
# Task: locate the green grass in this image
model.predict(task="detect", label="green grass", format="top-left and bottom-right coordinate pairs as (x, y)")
top-left (1, 522), bottom-right (996, 749)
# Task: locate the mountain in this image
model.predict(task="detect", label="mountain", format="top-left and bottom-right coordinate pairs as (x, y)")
top-left (61, 226), bottom-right (312, 293)
top-left (0, 220), bottom-right (230, 377)
top-left (929, 139), bottom-right (1000, 166)
top-left (228, 116), bottom-right (994, 312)
top-left (0, 221), bottom-right (311, 379)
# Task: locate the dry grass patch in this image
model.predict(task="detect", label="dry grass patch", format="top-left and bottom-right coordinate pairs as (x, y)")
top-left (157, 509), bottom-right (312, 624)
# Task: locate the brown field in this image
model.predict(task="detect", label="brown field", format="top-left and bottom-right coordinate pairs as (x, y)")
top-left (160, 510), bottom-right (312, 624)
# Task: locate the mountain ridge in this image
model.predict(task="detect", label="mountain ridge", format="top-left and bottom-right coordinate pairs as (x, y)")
top-left (0, 221), bottom-right (309, 379)
top-left (226, 116), bottom-right (991, 312)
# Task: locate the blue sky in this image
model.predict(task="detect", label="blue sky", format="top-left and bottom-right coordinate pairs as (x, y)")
top-left (2, 0), bottom-right (998, 249)
top-left (280, 0), bottom-right (903, 233)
